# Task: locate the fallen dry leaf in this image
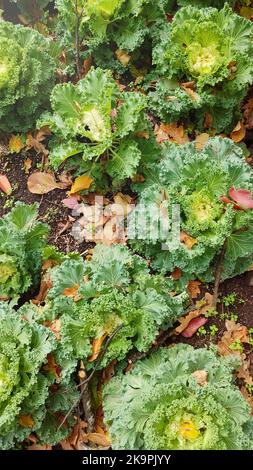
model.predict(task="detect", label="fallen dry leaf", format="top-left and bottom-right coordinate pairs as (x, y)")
top-left (217, 320), bottom-right (249, 357)
top-left (192, 370), bottom-right (208, 386)
top-left (187, 280), bottom-right (201, 299)
top-left (43, 354), bottom-right (61, 380)
top-left (171, 267), bottom-right (182, 280)
top-left (237, 359), bottom-right (253, 386)
top-left (26, 126), bottom-right (51, 156)
top-left (174, 292), bottom-right (213, 335)
top-left (195, 133), bottom-right (209, 151)
top-left (87, 432), bottom-right (111, 447)
top-left (32, 275), bottom-right (52, 305)
top-left (230, 121), bottom-right (246, 143)
top-left (243, 97), bottom-right (253, 129)
top-left (88, 334), bottom-right (107, 362)
top-left (19, 415), bottom-right (35, 428)
top-left (63, 284), bottom-right (80, 301)
top-left (180, 231), bottom-right (198, 249)
top-left (23, 158), bottom-right (32, 174)
top-left (0, 174), bottom-right (12, 195)
top-left (204, 112), bottom-right (213, 129)
top-left (27, 172), bottom-right (65, 194)
top-left (69, 175), bottom-right (94, 195)
top-left (43, 319), bottom-right (61, 341)
top-left (155, 123), bottom-right (189, 144)
top-left (9, 134), bottom-right (25, 153)
top-left (240, 6), bottom-right (253, 20)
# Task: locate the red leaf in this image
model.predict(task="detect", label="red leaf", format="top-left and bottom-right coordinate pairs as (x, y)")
top-left (229, 187), bottom-right (253, 210)
top-left (181, 316), bottom-right (208, 338)
top-left (0, 174), bottom-right (12, 195)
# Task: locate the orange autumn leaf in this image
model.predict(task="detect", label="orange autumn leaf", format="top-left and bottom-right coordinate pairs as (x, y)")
top-left (217, 320), bottom-right (249, 357)
top-left (171, 267), bottom-right (182, 280)
top-left (27, 172), bottom-right (65, 194)
top-left (23, 158), bottom-right (32, 174)
top-left (230, 121), bottom-right (246, 143)
top-left (43, 354), bottom-right (61, 380)
top-left (180, 231), bottom-right (198, 249)
top-left (0, 174), bottom-right (12, 195)
top-left (187, 280), bottom-right (201, 299)
top-left (174, 292), bottom-right (213, 335)
top-left (87, 432), bottom-right (111, 447)
top-left (155, 123), bottom-right (189, 144)
top-left (115, 49), bottom-right (131, 67)
top-left (69, 175), bottom-right (94, 195)
top-left (88, 333), bottom-right (107, 362)
top-left (19, 415), bottom-right (35, 428)
top-left (195, 133), bottom-right (209, 151)
top-left (43, 319), bottom-right (61, 341)
top-left (63, 284), bottom-right (80, 300)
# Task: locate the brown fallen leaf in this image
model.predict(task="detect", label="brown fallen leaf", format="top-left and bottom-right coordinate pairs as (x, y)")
top-left (19, 415), bottom-right (35, 428)
top-left (171, 267), bottom-right (182, 280)
top-left (174, 292), bottom-right (213, 335)
top-left (217, 320), bottom-right (249, 357)
top-left (240, 386), bottom-right (253, 413)
top-left (88, 334), bottom-right (107, 362)
top-left (27, 172), bottom-right (65, 194)
top-left (204, 112), bottom-right (213, 129)
top-left (43, 319), bottom-right (61, 341)
top-left (69, 175), bottom-right (94, 195)
top-left (23, 158), bottom-right (32, 174)
top-left (195, 133), bottom-right (209, 151)
top-left (26, 126), bottom-right (51, 156)
top-left (192, 370), bottom-right (208, 386)
top-left (188, 280), bottom-right (201, 299)
top-left (43, 354), bottom-right (61, 380)
top-left (243, 97), bottom-right (253, 129)
top-left (32, 275), bottom-right (52, 305)
top-left (0, 174), bottom-right (12, 195)
top-left (155, 123), bottom-right (189, 144)
top-left (237, 359), bottom-right (253, 386)
top-left (180, 231), bottom-right (198, 249)
top-left (230, 121), bottom-right (246, 143)
top-left (87, 432), bottom-right (111, 447)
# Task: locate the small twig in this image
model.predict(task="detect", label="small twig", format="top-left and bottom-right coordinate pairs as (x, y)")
top-left (212, 241), bottom-right (227, 310)
top-left (57, 324), bottom-right (124, 431)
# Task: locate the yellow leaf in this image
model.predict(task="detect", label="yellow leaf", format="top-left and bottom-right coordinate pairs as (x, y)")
top-left (179, 421), bottom-right (200, 440)
top-left (240, 6), bottom-right (253, 19)
top-left (180, 231), bottom-right (198, 249)
top-left (9, 134), bottom-right (24, 154)
top-left (19, 415), bottom-right (35, 428)
top-left (88, 334), bottom-right (107, 362)
top-left (69, 175), bottom-right (93, 195)
top-left (115, 49), bottom-right (131, 67)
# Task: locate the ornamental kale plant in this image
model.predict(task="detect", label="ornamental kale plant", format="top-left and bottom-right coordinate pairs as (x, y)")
top-left (39, 67), bottom-right (156, 191)
top-left (36, 244), bottom-right (187, 369)
top-left (0, 203), bottom-right (48, 299)
top-left (130, 137), bottom-right (253, 283)
top-left (0, 20), bottom-right (56, 132)
top-left (103, 344), bottom-right (253, 450)
top-left (0, 302), bottom-right (79, 449)
top-left (55, 1), bottom-right (174, 73)
top-left (149, 4), bottom-right (253, 132)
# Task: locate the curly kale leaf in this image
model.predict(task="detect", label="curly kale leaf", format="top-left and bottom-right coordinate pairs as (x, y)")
top-left (38, 67), bottom-right (154, 191)
top-left (0, 20), bottom-right (56, 132)
top-left (103, 344), bottom-right (253, 449)
top-left (40, 245), bottom-right (187, 369)
top-left (0, 203), bottom-right (48, 299)
top-left (148, 4), bottom-right (253, 132)
top-left (129, 137), bottom-right (253, 282)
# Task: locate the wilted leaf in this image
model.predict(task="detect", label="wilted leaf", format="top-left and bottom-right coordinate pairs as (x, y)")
top-left (243, 97), bottom-right (253, 129)
top-left (174, 292), bottom-right (213, 335)
top-left (230, 121), bottom-right (246, 143)
top-left (204, 112), bottom-right (213, 129)
top-left (23, 158), bottom-right (32, 174)
top-left (26, 127), bottom-right (51, 156)
top-left (19, 415), bottom-right (35, 428)
top-left (188, 280), bottom-right (201, 299)
top-left (32, 275), bottom-right (52, 305)
top-left (88, 334), bottom-right (107, 362)
top-left (0, 174), bottom-right (12, 195)
top-left (115, 49), bottom-right (131, 67)
top-left (171, 267), bottom-right (182, 280)
top-left (192, 370), bottom-right (208, 386)
top-left (240, 6), bottom-right (253, 19)
top-left (69, 175), bottom-right (94, 195)
top-left (43, 319), bottom-right (61, 341)
top-left (217, 320), bottom-right (249, 356)
top-left (195, 133), bottom-right (209, 151)
top-left (155, 123), bottom-right (189, 144)
top-left (180, 231), bottom-right (198, 249)
top-left (63, 284), bottom-right (80, 300)
top-left (9, 134), bottom-right (25, 153)
top-left (87, 432), bottom-right (111, 447)
top-left (43, 354), bottom-right (61, 380)
top-left (62, 196), bottom-right (80, 209)
top-left (27, 172), bottom-right (65, 194)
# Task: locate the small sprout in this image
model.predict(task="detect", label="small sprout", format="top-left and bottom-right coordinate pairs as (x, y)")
top-left (197, 326), bottom-right (207, 336)
top-left (229, 313), bottom-right (238, 322)
top-left (222, 292), bottom-right (237, 307)
top-left (248, 328), bottom-right (253, 335)
top-left (246, 384), bottom-right (253, 395)
top-left (209, 324), bottom-right (218, 337)
top-left (248, 337), bottom-right (253, 346)
top-left (229, 339), bottom-right (244, 353)
top-left (204, 308), bottom-right (218, 318)
top-left (219, 312), bottom-right (229, 320)
top-left (239, 298), bottom-right (245, 304)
